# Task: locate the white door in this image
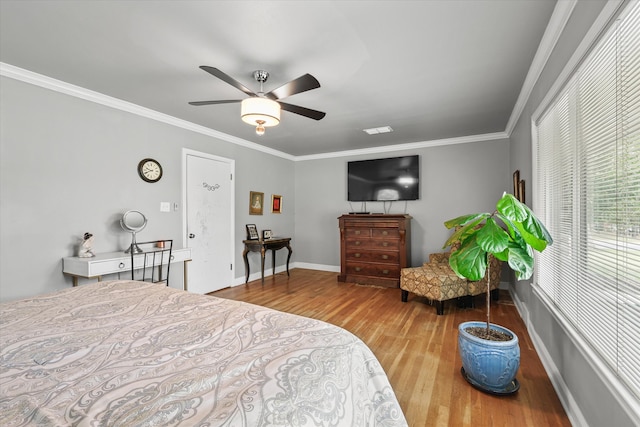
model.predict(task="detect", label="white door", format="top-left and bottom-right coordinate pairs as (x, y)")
top-left (183, 149), bottom-right (234, 294)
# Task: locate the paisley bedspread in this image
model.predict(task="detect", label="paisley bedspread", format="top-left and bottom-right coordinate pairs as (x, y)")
top-left (0, 280), bottom-right (407, 426)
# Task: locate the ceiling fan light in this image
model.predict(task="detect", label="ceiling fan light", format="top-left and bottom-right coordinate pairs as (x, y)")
top-left (255, 121), bottom-right (266, 136)
top-left (241, 97), bottom-right (280, 127)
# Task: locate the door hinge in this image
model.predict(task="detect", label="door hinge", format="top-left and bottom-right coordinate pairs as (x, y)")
top-left (230, 263), bottom-right (233, 270)
top-left (230, 173), bottom-right (233, 181)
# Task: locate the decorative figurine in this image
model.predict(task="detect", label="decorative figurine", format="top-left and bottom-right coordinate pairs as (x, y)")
top-left (78, 232), bottom-right (95, 258)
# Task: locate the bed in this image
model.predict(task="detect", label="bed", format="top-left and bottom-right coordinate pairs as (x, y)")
top-left (0, 280), bottom-right (407, 426)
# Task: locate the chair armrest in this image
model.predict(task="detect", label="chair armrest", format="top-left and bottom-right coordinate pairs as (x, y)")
top-left (426, 252), bottom-right (450, 265)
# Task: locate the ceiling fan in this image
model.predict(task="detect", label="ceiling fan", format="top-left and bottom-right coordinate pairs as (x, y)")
top-left (189, 66), bottom-right (326, 136)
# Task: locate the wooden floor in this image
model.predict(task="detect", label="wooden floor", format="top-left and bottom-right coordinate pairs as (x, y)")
top-left (211, 269), bottom-right (571, 427)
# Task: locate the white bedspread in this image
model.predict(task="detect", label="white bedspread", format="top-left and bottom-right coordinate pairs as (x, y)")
top-left (0, 280), bottom-right (407, 426)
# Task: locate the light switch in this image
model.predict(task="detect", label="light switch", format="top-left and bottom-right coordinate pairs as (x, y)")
top-left (160, 202), bottom-right (171, 212)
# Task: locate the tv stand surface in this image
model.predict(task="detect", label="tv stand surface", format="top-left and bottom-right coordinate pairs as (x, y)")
top-left (348, 212), bottom-right (370, 215)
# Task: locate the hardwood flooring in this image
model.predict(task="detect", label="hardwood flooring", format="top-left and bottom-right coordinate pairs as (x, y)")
top-left (211, 269), bottom-right (571, 427)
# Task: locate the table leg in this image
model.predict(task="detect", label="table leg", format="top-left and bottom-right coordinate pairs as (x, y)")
top-left (183, 259), bottom-right (191, 291)
top-left (260, 247), bottom-right (266, 284)
top-left (243, 247), bottom-right (250, 283)
top-left (272, 249), bottom-right (277, 277)
top-left (285, 243), bottom-right (292, 277)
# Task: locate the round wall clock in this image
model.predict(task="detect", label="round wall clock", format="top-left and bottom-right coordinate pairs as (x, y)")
top-left (137, 158), bottom-right (163, 183)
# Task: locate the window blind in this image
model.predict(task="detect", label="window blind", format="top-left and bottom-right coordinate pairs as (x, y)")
top-left (534, 1), bottom-right (640, 398)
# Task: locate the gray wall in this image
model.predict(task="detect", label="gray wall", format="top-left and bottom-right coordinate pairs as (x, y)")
top-left (0, 76), bottom-right (295, 301)
top-left (293, 140), bottom-right (511, 270)
top-left (509, 1), bottom-right (637, 426)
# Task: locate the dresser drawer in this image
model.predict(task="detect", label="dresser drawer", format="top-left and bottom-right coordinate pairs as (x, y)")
top-left (371, 228), bottom-right (400, 238)
top-left (345, 228), bottom-right (372, 238)
top-left (345, 238), bottom-right (374, 249)
top-left (345, 263), bottom-right (400, 277)
top-left (346, 250), bottom-right (399, 264)
top-left (371, 239), bottom-right (399, 250)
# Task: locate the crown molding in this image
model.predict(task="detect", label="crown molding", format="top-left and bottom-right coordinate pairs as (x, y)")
top-left (504, 0), bottom-right (578, 136)
top-left (294, 131), bottom-right (509, 161)
top-left (0, 62), bottom-right (295, 161)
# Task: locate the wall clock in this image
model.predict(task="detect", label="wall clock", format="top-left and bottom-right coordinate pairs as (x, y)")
top-left (137, 158), bottom-right (163, 183)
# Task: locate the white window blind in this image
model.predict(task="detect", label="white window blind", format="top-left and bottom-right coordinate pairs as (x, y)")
top-left (535, 0), bottom-right (640, 398)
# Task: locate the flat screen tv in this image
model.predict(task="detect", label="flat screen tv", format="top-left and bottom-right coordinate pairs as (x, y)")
top-left (347, 155), bottom-right (419, 202)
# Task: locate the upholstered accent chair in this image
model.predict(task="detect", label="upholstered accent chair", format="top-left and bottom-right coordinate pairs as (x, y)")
top-left (400, 247), bottom-right (501, 315)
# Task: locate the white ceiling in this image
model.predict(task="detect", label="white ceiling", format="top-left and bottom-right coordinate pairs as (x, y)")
top-left (0, 0), bottom-right (557, 157)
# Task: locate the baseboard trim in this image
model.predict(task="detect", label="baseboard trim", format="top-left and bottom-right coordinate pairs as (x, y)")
top-left (510, 289), bottom-right (588, 427)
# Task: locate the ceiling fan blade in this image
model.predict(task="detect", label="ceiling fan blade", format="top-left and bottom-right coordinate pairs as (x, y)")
top-left (266, 73), bottom-right (320, 100)
top-left (278, 102), bottom-right (326, 121)
top-left (188, 100), bottom-right (242, 106)
top-left (200, 66), bottom-right (256, 97)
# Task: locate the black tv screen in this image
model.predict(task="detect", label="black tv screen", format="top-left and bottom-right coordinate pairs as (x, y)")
top-left (347, 155), bottom-right (419, 201)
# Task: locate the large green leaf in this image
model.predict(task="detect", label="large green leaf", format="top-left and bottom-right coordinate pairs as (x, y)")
top-left (444, 213), bottom-right (488, 230)
top-left (476, 217), bottom-right (509, 253)
top-left (521, 203), bottom-right (554, 245)
top-left (513, 220), bottom-right (548, 252)
top-left (443, 215), bottom-right (488, 249)
top-left (449, 236), bottom-right (487, 281)
top-left (507, 245), bottom-right (534, 280)
top-left (493, 248), bottom-right (510, 262)
top-left (496, 193), bottom-right (528, 223)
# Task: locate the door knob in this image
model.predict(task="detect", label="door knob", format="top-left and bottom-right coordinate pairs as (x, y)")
top-left (189, 233), bottom-right (196, 238)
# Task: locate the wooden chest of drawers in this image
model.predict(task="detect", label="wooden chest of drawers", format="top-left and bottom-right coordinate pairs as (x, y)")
top-left (337, 214), bottom-right (412, 288)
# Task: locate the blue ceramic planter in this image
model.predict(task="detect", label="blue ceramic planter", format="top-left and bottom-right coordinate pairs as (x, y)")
top-left (458, 321), bottom-right (520, 394)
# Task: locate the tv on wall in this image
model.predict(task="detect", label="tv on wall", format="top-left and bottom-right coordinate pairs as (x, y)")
top-left (347, 155), bottom-right (420, 202)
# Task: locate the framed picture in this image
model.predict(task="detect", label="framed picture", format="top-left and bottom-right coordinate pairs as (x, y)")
top-left (246, 224), bottom-right (259, 240)
top-left (513, 170), bottom-right (520, 200)
top-left (262, 229), bottom-right (273, 240)
top-left (272, 194), bottom-right (282, 214)
top-left (518, 180), bottom-right (526, 204)
top-left (249, 191), bottom-right (264, 215)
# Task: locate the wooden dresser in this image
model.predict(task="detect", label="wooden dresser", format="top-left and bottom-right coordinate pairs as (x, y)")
top-left (337, 214), bottom-right (412, 288)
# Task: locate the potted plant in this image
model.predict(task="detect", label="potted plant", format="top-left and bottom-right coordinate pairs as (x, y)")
top-left (443, 192), bottom-right (552, 394)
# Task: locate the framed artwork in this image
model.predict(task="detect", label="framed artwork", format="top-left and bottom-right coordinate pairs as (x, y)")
top-left (271, 194), bottom-right (282, 214)
top-left (249, 191), bottom-right (264, 215)
top-left (246, 224), bottom-right (259, 240)
top-left (262, 229), bottom-right (273, 240)
top-left (518, 180), bottom-right (526, 204)
top-left (513, 170), bottom-right (520, 200)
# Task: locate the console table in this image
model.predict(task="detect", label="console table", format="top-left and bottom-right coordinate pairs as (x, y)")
top-left (242, 237), bottom-right (292, 284)
top-left (62, 248), bottom-right (192, 290)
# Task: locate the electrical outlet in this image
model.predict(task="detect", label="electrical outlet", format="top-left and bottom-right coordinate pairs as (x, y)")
top-left (160, 202), bottom-right (171, 212)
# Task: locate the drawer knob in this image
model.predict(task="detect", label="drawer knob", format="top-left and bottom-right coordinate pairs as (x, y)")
top-left (382, 269), bottom-right (389, 275)
top-left (170, 255), bottom-right (175, 261)
top-left (382, 254), bottom-right (389, 260)
top-left (382, 242), bottom-right (389, 247)
top-left (382, 231), bottom-right (388, 235)
top-left (355, 267), bottom-right (361, 272)
top-left (354, 241), bottom-right (361, 246)
top-left (118, 262), bottom-right (125, 269)
top-left (355, 253), bottom-right (361, 258)
top-left (355, 230), bottom-right (361, 235)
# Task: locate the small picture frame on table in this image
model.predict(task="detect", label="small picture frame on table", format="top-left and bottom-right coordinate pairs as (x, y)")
top-left (246, 224), bottom-right (259, 240)
top-left (262, 229), bottom-right (273, 240)
top-left (272, 194), bottom-right (282, 214)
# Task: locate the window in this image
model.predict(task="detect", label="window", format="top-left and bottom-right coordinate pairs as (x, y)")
top-left (534, 1), bottom-right (640, 399)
